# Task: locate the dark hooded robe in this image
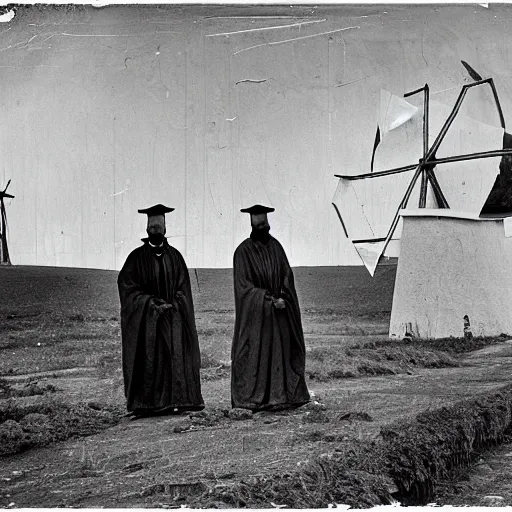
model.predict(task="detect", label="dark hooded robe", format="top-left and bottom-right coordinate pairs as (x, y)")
top-left (231, 235), bottom-right (310, 411)
top-left (117, 239), bottom-right (204, 415)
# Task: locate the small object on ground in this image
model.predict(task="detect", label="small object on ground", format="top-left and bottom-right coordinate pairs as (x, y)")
top-left (20, 413), bottom-right (51, 434)
top-left (302, 409), bottom-right (329, 423)
top-left (338, 411), bottom-right (373, 422)
top-left (217, 472), bottom-right (236, 480)
top-left (189, 410), bottom-right (208, 418)
top-left (403, 322), bottom-right (414, 342)
top-left (189, 408), bottom-right (226, 426)
top-left (172, 420), bottom-right (193, 433)
top-left (464, 315), bottom-right (473, 341)
top-left (483, 495), bottom-right (504, 502)
top-left (0, 420), bottom-right (24, 454)
top-left (228, 408), bottom-right (253, 420)
top-left (123, 462), bottom-right (145, 473)
top-left (303, 401), bottom-right (327, 412)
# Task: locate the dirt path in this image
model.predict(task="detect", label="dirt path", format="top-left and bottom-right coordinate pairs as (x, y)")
top-left (435, 441), bottom-right (512, 507)
top-left (1, 341), bottom-right (512, 508)
top-left (432, 343), bottom-right (512, 507)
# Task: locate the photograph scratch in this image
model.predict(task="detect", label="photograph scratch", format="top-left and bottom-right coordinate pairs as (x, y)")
top-left (206, 19), bottom-right (325, 37)
top-left (235, 78), bottom-right (271, 85)
top-left (204, 16), bottom-right (315, 20)
top-left (234, 26), bottom-right (360, 56)
top-left (111, 188), bottom-right (129, 197)
top-left (0, 40), bottom-right (26, 53)
top-left (58, 32), bottom-right (143, 38)
top-left (335, 76), bottom-right (370, 88)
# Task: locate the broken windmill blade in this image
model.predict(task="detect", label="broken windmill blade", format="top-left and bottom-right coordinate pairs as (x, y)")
top-left (332, 71), bottom-right (512, 276)
top-left (0, 180), bottom-right (14, 265)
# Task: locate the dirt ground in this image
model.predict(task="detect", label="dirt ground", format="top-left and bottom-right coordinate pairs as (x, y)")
top-left (435, 439), bottom-right (512, 507)
top-left (0, 263), bottom-right (510, 508)
top-left (432, 345), bottom-right (512, 507)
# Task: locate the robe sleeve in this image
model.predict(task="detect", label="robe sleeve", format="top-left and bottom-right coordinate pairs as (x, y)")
top-left (232, 244), bottom-right (274, 359)
top-left (117, 251), bottom-right (163, 398)
top-left (278, 244), bottom-right (306, 345)
top-left (233, 244), bottom-right (269, 305)
top-left (280, 249), bottom-right (299, 303)
top-left (171, 250), bottom-right (201, 366)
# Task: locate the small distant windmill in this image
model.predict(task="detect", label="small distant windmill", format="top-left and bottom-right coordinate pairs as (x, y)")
top-left (0, 180), bottom-right (14, 265)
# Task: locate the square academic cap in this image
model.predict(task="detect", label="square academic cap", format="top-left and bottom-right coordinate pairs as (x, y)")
top-left (240, 204), bottom-right (275, 214)
top-left (138, 204), bottom-right (175, 215)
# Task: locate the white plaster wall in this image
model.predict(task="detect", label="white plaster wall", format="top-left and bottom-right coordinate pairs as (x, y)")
top-left (1, 4), bottom-right (512, 269)
top-left (389, 215), bottom-right (512, 339)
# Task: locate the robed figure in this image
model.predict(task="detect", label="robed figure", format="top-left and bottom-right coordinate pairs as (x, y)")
top-left (117, 204), bottom-right (204, 417)
top-left (231, 205), bottom-right (310, 411)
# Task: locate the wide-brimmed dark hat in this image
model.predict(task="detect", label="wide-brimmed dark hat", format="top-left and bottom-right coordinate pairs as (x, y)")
top-left (240, 204), bottom-right (275, 214)
top-left (138, 204), bottom-right (175, 215)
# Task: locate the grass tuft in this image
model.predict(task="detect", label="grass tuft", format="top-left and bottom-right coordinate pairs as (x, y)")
top-left (0, 394), bottom-right (123, 456)
top-left (307, 344), bottom-right (459, 382)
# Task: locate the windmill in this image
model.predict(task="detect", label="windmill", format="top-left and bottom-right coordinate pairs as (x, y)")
top-left (0, 180), bottom-right (14, 265)
top-left (332, 63), bottom-right (512, 339)
top-left (332, 62), bottom-right (512, 276)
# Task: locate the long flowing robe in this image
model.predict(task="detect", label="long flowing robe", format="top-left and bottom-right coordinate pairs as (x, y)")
top-left (231, 235), bottom-right (310, 410)
top-left (117, 239), bottom-right (204, 414)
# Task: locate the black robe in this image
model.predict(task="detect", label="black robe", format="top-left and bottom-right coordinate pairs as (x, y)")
top-left (117, 239), bottom-right (204, 414)
top-left (231, 235), bottom-right (310, 410)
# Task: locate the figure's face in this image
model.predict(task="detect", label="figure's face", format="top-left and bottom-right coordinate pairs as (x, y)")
top-left (250, 213), bottom-right (270, 231)
top-left (147, 215), bottom-right (166, 243)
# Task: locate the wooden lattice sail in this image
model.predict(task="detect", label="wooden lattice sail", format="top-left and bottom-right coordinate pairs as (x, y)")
top-left (0, 180), bottom-right (14, 265)
top-left (332, 64), bottom-right (512, 275)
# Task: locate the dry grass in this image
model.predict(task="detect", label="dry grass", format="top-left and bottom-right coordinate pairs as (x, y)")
top-left (306, 345), bottom-right (459, 382)
top-left (382, 384), bottom-right (512, 505)
top-left (187, 384), bottom-right (512, 508)
top-left (0, 382), bottom-right (123, 456)
top-left (356, 334), bottom-right (511, 355)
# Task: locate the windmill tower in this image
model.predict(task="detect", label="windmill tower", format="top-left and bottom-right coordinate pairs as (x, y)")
top-left (0, 180), bottom-right (14, 265)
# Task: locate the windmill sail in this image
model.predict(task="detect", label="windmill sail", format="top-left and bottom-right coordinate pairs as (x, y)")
top-left (374, 89), bottom-right (422, 172)
top-left (432, 100), bottom-right (502, 214)
top-left (333, 79), bottom-right (507, 276)
top-left (333, 90), bottom-right (425, 275)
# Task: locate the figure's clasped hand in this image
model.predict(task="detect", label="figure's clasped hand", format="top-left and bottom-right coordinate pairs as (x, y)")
top-left (273, 298), bottom-right (286, 310)
top-left (154, 299), bottom-right (174, 314)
